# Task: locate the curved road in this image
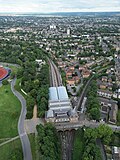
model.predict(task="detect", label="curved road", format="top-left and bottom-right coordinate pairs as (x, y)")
top-left (77, 75), bottom-right (94, 110)
top-left (11, 78), bottom-right (32, 160)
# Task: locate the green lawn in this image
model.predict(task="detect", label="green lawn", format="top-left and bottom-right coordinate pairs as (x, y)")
top-left (72, 129), bottom-right (85, 160)
top-left (0, 84), bottom-right (21, 138)
top-left (0, 138), bottom-right (23, 160)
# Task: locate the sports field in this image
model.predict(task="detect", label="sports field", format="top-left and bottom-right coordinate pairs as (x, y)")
top-left (0, 67), bottom-right (8, 81)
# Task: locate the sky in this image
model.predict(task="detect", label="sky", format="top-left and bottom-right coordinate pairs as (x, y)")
top-left (0, 0), bottom-right (120, 13)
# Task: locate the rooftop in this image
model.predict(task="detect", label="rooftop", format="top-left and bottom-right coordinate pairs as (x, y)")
top-left (49, 86), bottom-right (69, 101)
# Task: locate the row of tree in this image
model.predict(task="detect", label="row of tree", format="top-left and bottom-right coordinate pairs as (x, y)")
top-left (73, 124), bottom-right (113, 160)
top-left (36, 64), bottom-right (49, 117)
top-left (36, 123), bottom-right (61, 160)
top-left (82, 125), bottom-right (113, 160)
top-left (87, 80), bottom-right (101, 121)
top-left (20, 61), bottom-right (49, 119)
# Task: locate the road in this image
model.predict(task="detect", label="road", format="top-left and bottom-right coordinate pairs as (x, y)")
top-left (11, 78), bottom-right (32, 160)
top-left (76, 66), bottom-right (112, 111)
top-left (0, 62), bottom-right (20, 68)
top-left (55, 120), bottom-right (120, 132)
top-left (76, 75), bottom-right (94, 110)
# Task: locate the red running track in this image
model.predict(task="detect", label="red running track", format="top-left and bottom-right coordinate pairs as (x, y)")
top-left (0, 67), bottom-right (8, 80)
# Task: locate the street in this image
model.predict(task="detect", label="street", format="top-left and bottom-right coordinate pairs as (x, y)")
top-left (11, 78), bottom-right (32, 160)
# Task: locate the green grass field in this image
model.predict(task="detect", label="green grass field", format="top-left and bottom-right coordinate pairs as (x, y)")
top-left (0, 138), bottom-right (23, 160)
top-left (72, 129), bottom-right (85, 160)
top-left (0, 84), bottom-right (21, 138)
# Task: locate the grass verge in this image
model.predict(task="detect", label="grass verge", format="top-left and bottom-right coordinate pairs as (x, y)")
top-left (0, 84), bottom-right (21, 138)
top-left (28, 133), bottom-right (37, 160)
top-left (0, 138), bottom-right (23, 160)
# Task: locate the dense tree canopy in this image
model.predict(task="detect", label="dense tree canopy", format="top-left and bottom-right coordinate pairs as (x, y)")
top-left (87, 80), bottom-right (100, 121)
top-left (0, 39), bottom-right (49, 119)
top-left (37, 123), bottom-right (61, 160)
top-left (81, 124), bottom-right (113, 160)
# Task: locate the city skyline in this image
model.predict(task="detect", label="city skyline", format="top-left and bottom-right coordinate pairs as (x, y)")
top-left (0, 0), bottom-right (120, 13)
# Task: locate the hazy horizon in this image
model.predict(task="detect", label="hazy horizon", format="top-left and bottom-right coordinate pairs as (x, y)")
top-left (0, 0), bottom-right (120, 13)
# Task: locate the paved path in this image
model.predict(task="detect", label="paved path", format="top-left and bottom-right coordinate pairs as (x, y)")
top-left (0, 62), bottom-right (20, 68)
top-left (11, 78), bottom-right (32, 160)
top-left (24, 118), bottom-right (43, 134)
top-left (0, 133), bottom-right (26, 147)
top-left (32, 105), bottom-right (37, 119)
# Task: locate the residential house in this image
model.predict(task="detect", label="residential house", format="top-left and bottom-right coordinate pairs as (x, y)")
top-left (66, 66), bottom-right (80, 86)
top-left (82, 69), bottom-right (91, 78)
top-left (97, 80), bottom-right (113, 90)
top-left (66, 70), bottom-right (73, 78)
top-left (99, 97), bottom-right (118, 124)
top-left (102, 76), bottom-right (108, 82)
top-left (66, 76), bottom-right (80, 86)
top-left (97, 89), bottom-right (113, 99)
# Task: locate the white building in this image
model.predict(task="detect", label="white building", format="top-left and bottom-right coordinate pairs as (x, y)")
top-left (46, 86), bottom-right (78, 123)
top-left (50, 24), bottom-right (56, 29)
top-left (67, 28), bottom-right (71, 35)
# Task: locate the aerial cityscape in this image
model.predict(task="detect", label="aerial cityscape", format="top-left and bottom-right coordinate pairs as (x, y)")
top-left (0, 0), bottom-right (120, 160)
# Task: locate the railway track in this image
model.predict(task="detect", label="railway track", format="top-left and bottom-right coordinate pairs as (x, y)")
top-left (49, 60), bottom-right (62, 87)
top-left (49, 59), bottom-right (74, 160)
top-left (59, 131), bottom-right (75, 160)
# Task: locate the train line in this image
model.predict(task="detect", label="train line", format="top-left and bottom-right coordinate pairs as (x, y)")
top-left (59, 131), bottom-right (75, 160)
top-left (49, 60), bottom-right (62, 87)
top-left (49, 59), bottom-right (74, 160)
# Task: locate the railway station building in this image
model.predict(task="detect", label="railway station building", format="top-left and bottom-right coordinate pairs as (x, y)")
top-left (45, 86), bottom-right (78, 123)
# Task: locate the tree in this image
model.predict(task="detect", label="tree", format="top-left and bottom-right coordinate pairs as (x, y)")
top-left (90, 108), bottom-right (100, 121)
top-left (37, 123), bottom-right (61, 160)
top-left (111, 75), bottom-right (116, 81)
top-left (84, 128), bottom-right (98, 143)
top-left (112, 83), bottom-right (118, 92)
top-left (26, 96), bottom-right (35, 118)
top-left (82, 143), bottom-right (101, 160)
top-left (87, 80), bottom-right (100, 120)
top-left (17, 68), bottom-right (24, 79)
top-left (29, 89), bottom-right (37, 98)
top-left (2, 80), bottom-right (9, 85)
top-left (10, 72), bottom-right (15, 79)
top-left (97, 124), bottom-right (113, 144)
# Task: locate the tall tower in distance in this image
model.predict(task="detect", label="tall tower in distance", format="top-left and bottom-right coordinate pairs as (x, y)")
top-left (67, 28), bottom-right (71, 35)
